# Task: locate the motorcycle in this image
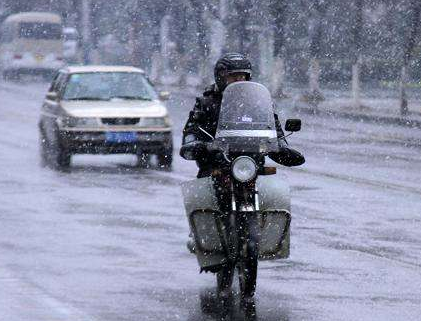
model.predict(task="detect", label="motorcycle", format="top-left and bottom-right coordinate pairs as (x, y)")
top-left (181, 81), bottom-right (301, 299)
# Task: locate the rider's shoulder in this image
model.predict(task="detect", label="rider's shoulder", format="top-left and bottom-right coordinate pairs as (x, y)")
top-left (195, 84), bottom-right (221, 109)
top-left (202, 83), bottom-right (219, 97)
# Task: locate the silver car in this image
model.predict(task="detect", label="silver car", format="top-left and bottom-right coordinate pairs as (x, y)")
top-left (38, 65), bottom-right (172, 169)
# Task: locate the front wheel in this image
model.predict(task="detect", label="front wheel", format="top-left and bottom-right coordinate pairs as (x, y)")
top-left (216, 264), bottom-right (235, 298)
top-left (136, 153), bottom-right (150, 168)
top-left (237, 250), bottom-right (258, 299)
top-left (55, 144), bottom-right (71, 169)
top-left (157, 149), bottom-right (172, 169)
top-left (51, 131), bottom-right (71, 169)
top-left (39, 130), bottom-right (48, 167)
top-left (237, 215), bottom-right (259, 299)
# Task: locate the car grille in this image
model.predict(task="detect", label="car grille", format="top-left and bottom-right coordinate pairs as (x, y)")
top-left (101, 118), bottom-right (140, 125)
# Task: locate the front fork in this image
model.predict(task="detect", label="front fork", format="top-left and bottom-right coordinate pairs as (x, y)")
top-left (225, 181), bottom-right (260, 261)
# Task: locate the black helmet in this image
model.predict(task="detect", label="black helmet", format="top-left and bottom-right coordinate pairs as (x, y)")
top-left (214, 53), bottom-right (252, 91)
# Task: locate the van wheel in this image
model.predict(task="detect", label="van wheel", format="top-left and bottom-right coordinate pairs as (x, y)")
top-left (3, 70), bottom-right (20, 81)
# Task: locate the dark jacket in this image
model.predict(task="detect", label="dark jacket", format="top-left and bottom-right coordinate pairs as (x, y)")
top-left (182, 83), bottom-right (304, 177)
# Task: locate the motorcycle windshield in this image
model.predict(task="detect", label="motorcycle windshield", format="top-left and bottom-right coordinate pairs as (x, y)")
top-left (215, 82), bottom-right (279, 153)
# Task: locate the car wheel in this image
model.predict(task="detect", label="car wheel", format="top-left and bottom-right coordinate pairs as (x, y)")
top-left (53, 144), bottom-right (71, 169)
top-left (157, 149), bottom-right (173, 170)
top-left (39, 130), bottom-right (49, 167)
top-left (136, 153), bottom-right (150, 168)
top-left (5, 70), bottom-right (20, 82)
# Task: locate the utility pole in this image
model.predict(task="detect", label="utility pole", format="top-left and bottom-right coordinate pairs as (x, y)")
top-left (351, 0), bottom-right (363, 109)
top-left (270, 0), bottom-right (288, 98)
top-left (81, 0), bottom-right (91, 64)
top-left (400, 0), bottom-right (421, 116)
top-left (306, 0), bottom-right (327, 105)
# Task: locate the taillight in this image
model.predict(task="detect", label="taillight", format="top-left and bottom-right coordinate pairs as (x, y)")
top-left (56, 57), bottom-right (63, 61)
top-left (13, 54), bottom-right (22, 60)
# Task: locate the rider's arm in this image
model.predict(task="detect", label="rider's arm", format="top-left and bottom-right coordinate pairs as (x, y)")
top-left (180, 98), bottom-right (210, 160)
top-left (182, 98), bottom-right (208, 145)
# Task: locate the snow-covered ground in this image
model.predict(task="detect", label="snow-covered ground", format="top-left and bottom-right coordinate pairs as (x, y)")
top-left (0, 79), bottom-right (420, 321)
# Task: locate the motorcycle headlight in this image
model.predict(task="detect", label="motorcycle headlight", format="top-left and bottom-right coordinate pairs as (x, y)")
top-left (232, 156), bottom-right (257, 183)
top-left (60, 116), bottom-right (98, 127)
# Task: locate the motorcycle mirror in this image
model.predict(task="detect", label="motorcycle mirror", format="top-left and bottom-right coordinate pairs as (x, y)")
top-left (285, 119), bottom-right (301, 132)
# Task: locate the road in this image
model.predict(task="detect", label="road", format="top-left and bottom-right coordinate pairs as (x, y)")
top-left (0, 79), bottom-right (420, 321)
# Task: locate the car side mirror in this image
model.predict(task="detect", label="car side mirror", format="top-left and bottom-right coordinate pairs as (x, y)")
top-left (159, 91), bottom-right (170, 101)
top-left (285, 119), bottom-right (301, 132)
top-left (46, 92), bottom-right (58, 101)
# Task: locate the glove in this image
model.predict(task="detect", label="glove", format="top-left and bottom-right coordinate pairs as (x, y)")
top-left (269, 147), bottom-right (305, 167)
top-left (180, 141), bottom-right (207, 160)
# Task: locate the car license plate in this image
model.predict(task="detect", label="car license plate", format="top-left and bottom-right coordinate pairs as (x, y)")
top-left (105, 132), bottom-right (137, 143)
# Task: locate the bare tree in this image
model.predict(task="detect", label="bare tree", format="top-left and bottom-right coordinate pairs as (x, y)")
top-left (400, 0), bottom-right (421, 115)
top-left (127, 0), bottom-right (143, 67)
top-left (306, 0), bottom-right (327, 103)
top-left (351, 0), bottom-right (363, 109)
top-left (270, 0), bottom-right (288, 98)
top-left (234, 0), bottom-right (252, 53)
top-left (81, 0), bottom-right (92, 63)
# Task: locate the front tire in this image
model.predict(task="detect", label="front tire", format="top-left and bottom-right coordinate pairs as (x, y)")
top-left (238, 251), bottom-right (258, 299)
top-left (51, 130), bottom-right (71, 169)
top-left (55, 144), bottom-right (71, 169)
top-left (157, 149), bottom-right (173, 169)
top-left (216, 264), bottom-right (235, 298)
top-left (136, 153), bottom-right (150, 168)
top-left (39, 130), bottom-right (48, 167)
top-left (237, 214), bottom-right (259, 299)
top-left (3, 70), bottom-right (20, 81)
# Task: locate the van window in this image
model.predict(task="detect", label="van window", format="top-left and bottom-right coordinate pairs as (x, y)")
top-left (0, 24), bottom-right (14, 43)
top-left (19, 22), bottom-right (62, 40)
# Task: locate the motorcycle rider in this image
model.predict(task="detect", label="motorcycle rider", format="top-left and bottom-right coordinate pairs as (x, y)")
top-left (180, 53), bottom-right (305, 298)
top-left (181, 52), bottom-right (305, 175)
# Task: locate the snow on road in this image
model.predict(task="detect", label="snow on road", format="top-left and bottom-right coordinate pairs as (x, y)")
top-left (0, 79), bottom-right (420, 321)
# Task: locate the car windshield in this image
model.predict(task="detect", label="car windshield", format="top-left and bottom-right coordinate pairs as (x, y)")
top-left (62, 72), bottom-right (158, 101)
top-left (19, 22), bottom-right (62, 40)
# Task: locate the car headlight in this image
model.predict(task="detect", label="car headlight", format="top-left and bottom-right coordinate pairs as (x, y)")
top-left (59, 116), bottom-right (98, 127)
top-left (232, 156), bottom-right (257, 183)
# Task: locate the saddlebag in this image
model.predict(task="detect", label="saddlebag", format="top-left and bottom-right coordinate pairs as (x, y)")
top-left (181, 174), bottom-right (291, 271)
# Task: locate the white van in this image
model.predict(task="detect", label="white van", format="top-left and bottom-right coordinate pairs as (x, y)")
top-left (0, 12), bottom-right (65, 79)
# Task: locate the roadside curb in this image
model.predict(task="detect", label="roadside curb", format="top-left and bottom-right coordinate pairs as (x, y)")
top-left (293, 102), bottom-right (421, 129)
